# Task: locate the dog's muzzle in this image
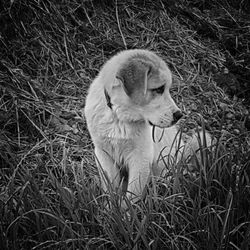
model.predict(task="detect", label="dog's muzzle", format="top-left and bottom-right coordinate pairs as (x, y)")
top-left (149, 110), bottom-right (184, 128)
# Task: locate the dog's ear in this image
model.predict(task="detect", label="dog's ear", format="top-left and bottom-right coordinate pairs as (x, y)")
top-left (116, 59), bottom-right (152, 97)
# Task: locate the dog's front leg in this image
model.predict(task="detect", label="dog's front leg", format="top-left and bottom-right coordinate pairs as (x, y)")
top-left (126, 158), bottom-right (151, 203)
top-left (94, 147), bottom-right (121, 192)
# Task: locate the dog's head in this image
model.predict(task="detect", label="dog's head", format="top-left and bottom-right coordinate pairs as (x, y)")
top-left (107, 51), bottom-right (183, 128)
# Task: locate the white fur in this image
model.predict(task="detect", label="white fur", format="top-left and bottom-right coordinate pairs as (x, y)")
top-left (84, 49), bottom-right (210, 205)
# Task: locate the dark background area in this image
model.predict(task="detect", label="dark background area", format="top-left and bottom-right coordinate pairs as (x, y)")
top-left (163, 0), bottom-right (250, 107)
top-left (1, 0), bottom-right (249, 104)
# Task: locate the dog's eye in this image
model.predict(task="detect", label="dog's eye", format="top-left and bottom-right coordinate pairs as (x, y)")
top-left (152, 85), bottom-right (165, 94)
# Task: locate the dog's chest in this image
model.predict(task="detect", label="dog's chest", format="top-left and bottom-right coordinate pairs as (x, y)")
top-left (105, 129), bottom-right (154, 167)
top-left (107, 138), bottom-right (136, 164)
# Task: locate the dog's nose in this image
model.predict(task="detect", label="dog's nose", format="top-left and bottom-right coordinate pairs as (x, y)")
top-left (173, 110), bottom-right (183, 123)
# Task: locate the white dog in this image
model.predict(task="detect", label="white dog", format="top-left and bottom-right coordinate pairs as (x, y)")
top-left (84, 49), bottom-right (211, 205)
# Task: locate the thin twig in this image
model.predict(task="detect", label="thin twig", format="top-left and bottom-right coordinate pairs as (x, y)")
top-left (115, 0), bottom-right (127, 49)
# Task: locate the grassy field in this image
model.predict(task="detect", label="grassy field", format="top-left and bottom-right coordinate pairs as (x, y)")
top-left (0, 0), bottom-right (250, 249)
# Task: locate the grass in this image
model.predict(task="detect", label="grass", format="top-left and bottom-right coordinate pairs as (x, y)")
top-left (0, 0), bottom-right (250, 249)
